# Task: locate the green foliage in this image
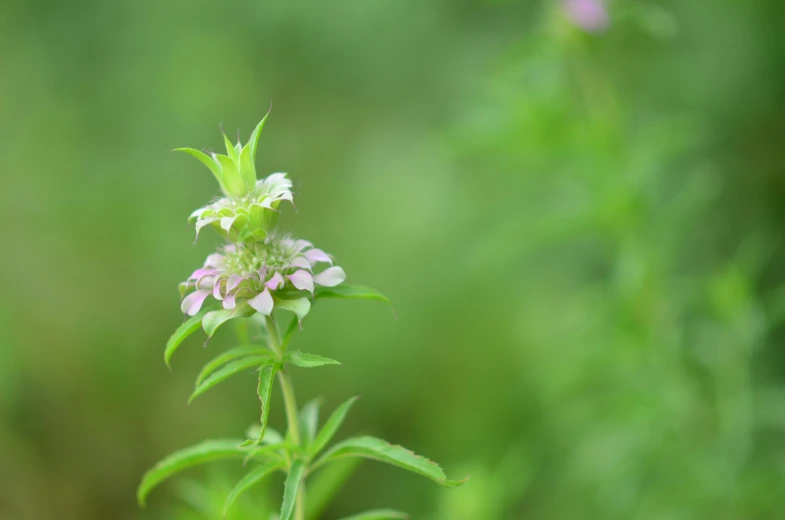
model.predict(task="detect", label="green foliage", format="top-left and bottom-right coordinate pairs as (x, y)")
top-left (338, 510), bottom-right (409, 520)
top-left (280, 460), bottom-right (307, 520)
top-left (309, 397), bottom-right (358, 458)
top-left (202, 304), bottom-right (256, 337)
top-left (287, 351), bottom-right (341, 368)
top-left (313, 436), bottom-right (467, 487)
top-left (164, 304), bottom-right (221, 367)
top-left (240, 361), bottom-right (279, 447)
top-left (223, 461), bottom-right (283, 517)
top-left (189, 356), bottom-right (269, 403)
top-left (299, 398), bottom-right (322, 448)
top-left (195, 345), bottom-right (269, 386)
top-left (137, 439), bottom-right (248, 506)
top-left (315, 284), bottom-right (390, 304)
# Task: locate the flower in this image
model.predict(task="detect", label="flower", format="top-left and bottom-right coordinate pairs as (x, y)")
top-left (179, 233), bottom-right (346, 322)
top-left (562, 0), bottom-right (609, 33)
top-left (189, 172), bottom-right (293, 243)
top-left (175, 112), bottom-right (293, 242)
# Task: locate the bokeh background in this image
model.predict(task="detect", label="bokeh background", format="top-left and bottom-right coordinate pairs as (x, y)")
top-left (3, 0), bottom-right (785, 518)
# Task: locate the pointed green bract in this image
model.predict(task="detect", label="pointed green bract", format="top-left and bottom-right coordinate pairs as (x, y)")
top-left (223, 131), bottom-right (239, 164)
top-left (280, 459), bottom-right (307, 520)
top-left (165, 304), bottom-right (221, 367)
top-left (288, 351), bottom-right (341, 368)
top-left (309, 397), bottom-right (359, 458)
top-left (189, 356), bottom-right (269, 403)
top-left (338, 510), bottom-right (409, 520)
top-left (223, 460), bottom-right (283, 517)
top-left (275, 296), bottom-right (312, 322)
top-left (195, 345), bottom-right (269, 386)
top-left (215, 154), bottom-right (245, 198)
top-left (174, 148), bottom-right (223, 187)
top-left (137, 439), bottom-right (247, 506)
top-left (202, 303), bottom-right (255, 336)
top-left (239, 143), bottom-right (256, 192)
top-left (313, 436), bottom-right (467, 487)
top-left (249, 110), bottom-right (270, 162)
top-left (315, 284), bottom-right (390, 303)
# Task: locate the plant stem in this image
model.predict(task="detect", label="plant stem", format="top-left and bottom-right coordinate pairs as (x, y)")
top-left (264, 316), bottom-right (305, 520)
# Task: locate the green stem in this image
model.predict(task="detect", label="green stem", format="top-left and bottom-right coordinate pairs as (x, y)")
top-left (264, 316), bottom-right (305, 520)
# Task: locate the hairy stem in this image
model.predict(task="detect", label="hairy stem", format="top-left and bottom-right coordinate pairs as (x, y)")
top-left (264, 316), bottom-right (305, 520)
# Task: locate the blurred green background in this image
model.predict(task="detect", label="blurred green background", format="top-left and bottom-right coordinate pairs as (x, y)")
top-left (3, 0), bottom-right (785, 518)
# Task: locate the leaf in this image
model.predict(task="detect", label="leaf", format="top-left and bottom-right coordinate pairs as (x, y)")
top-left (245, 425), bottom-right (284, 446)
top-left (240, 361), bottom-right (278, 447)
top-left (249, 109), bottom-right (271, 162)
top-left (275, 297), bottom-right (311, 322)
top-left (196, 345), bottom-right (269, 386)
top-left (202, 303), bottom-right (255, 337)
top-left (189, 357), bottom-right (269, 403)
top-left (281, 315), bottom-right (299, 349)
top-left (137, 439), bottom-right (247, 506)
top-left (312, 436), bottom-right (467, 487)
top-left (288, 351), bottom-right (341, 368)
top-left (314, 284), bottom-right (390, 304)
top-left (239, 143), bottom-right (257, 192)
top-left (223, 131), bottom-right (239, 164)
top-left (299, 398), bottom-right (322, 448)
top-left (305, 458), bottom-right (361, 520)
top-left (174, 148), bottom-right (223, 187)
top-left (309, 397), bottom-right (359, 458)
top-left (242, 441), bottom-right (291, 465)
top-left (280, 459), bottom-right (306, 520)
top-left (223, 461), bottom-right (283, 517)
top-left (215, 154), bottom-right (245, 197)
top-left (338, 510), bottom-right (409, 520)
top-left (165, 304), bottom-right (221, 367)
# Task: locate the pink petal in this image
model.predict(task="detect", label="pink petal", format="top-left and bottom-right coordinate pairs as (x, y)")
top-left (248, 288), bottom-right (274, 315)
top-left (212, 277), bottom-right (226, 300)
top-left (205, 253), bottom-right (224, 268)
top-left (287, 270), bottom-right (314, 294)
top-left (181, 289), bottom-right (211, 316)
top-left (196, 276), bottom-right (214, 290)
top-left (293, 239), bottom-right (312, 252)
top-left (265, 272), bottom-right (285, 290)
top-left (227, 274), bottom-right (243, 293)
top-left (313, 266), bottom-right (346, 287)
top-left (189, 268), bottom-right (218, 280)
top-left (289, 256), bottom-right (312, 270)
top-left (223, 290), bottom-right (237, 310)
top-left (305, 249), bottom-right (332, 266)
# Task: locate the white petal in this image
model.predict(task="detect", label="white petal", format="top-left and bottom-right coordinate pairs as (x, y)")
top-left (313, 266), bottom-right (346, 287)
top-left (287, 270), bottom-right (314, 294)
top-left (305, 248), bottom-right (332, 266)
top-left (265, 272), bottom-right (285, 290)
top-left (248, 289), bottom-right (274, 315)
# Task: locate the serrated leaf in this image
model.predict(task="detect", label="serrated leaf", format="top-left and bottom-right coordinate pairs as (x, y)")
top-left (223, 460), bottom-right (283, 517)
top-left (165, 304), bottom-right (221, 367)
top-left (288, 351), bottom-right (341, 368)
top-left (174, 148), bottom-right (223, 187)
top-left (240, 362), bottom-right (278, 447)
top-left (314, 284), bottom-right (390, 303)
top-left (202, 303), bottom-right (255, 337)
top-left (338, 510), bottom-right (409, 520)
top-left (137, 439), bottom-right (247, 506)
top-left (195, 345), bottom-right (269, 386)
top-left (249, 109), bottom-right (271, 162)
top-left (299, 398), bottom-right (322, 448)
top-left (275, 297), bottom-right (311, 322)
top-left (280, 459), bottom-right (306, 520)
top-left (312, 436), bottom-right (467, 487)
top-left (309, 397), bottom-right (358, 458)
top-left (189, 357), bottom-right (268, 403)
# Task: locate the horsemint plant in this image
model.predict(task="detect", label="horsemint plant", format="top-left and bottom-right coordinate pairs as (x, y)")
top-left (138, 112), bottom-right (466, 520)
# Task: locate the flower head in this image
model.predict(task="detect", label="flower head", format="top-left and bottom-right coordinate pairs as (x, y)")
top-left (180, 233), bottom-right (346, 322)
top-left (562, 0), bottom-right (609, 33)
top-left (176, 112), bottom-right (293, 242)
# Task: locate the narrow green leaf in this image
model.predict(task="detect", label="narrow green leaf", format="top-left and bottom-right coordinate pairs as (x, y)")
top-left (288, 351), bottom-right (341, 368)
top-left (309, 397), bottom-right (358, 458)
top-left (223, 461), bottom-right (283, 517)
top-left (195, 345), bottom-right (269, 386)
top-left (313, 436), bottom-right (467, 487)
top-left (338, 510), bottom-right (409, 520)
top-left (314, 284), bottom-right (390, 303)
top-left (215, 154), bottom-right (245, 197)
top-left (174, 148), bottom-right (223, 187)
top-left (245, 425), bottom-right (284, 446)
top-left (280, 459), bottom-right (307, 520)
top-left (299, 398), bottom-right (322, 448)
top-left (202, 303), bottom-right (255, 337)
top-left (137, 439), bottom-right (246, 506)
top-left (281, 315), bottom-right (299, 349)
top-left (223, 132), bottom-right (239, 164)
top-left (165, 304), bottom-right (221, 367)
top-left (275, 297), bottom-right (311, 322)
top-left (240, 361), bottom-right (278, 447)
top-left (248, 109), bottom-right (271, 162)
top-left (242, 441), bottom-right (291, 465)
top-left (305, 458), bottom-right (362, 520)
top-left (189, 357), bottom-right (268, 403)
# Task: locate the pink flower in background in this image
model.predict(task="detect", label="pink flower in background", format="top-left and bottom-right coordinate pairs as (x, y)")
top-left (562, 0), bottom-right (609, 33)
